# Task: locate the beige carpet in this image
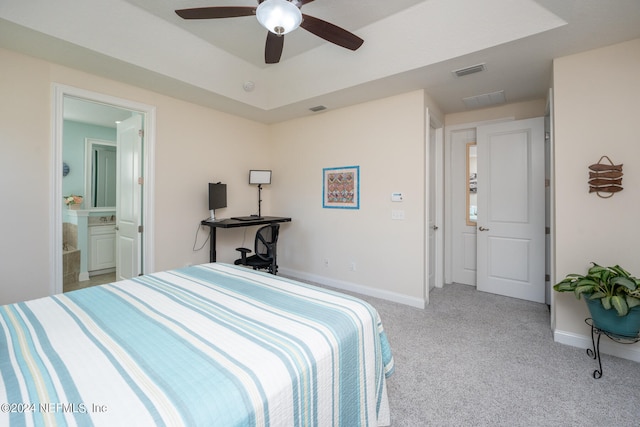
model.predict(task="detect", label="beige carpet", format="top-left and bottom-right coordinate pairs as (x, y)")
top-left (351, 283), bottom-right (640, 426)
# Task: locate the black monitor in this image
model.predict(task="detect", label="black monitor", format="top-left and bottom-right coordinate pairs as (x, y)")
top-left (208, 183), bottom-right (227, 220)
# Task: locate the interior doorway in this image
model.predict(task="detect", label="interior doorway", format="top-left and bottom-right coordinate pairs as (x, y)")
top-left (51, 84), bottom-right (156, 295)
top-left (425, 109), bottom-right (444, 307)
top-left (446, 117), bottom-right (546, 303)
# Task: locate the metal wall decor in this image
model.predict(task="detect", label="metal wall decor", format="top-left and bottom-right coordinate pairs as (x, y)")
top-left (588, 156), bottom-right (623, 198)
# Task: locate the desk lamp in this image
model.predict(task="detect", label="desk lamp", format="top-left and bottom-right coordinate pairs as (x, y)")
top-left (249, 170), bottom-right (272, 217)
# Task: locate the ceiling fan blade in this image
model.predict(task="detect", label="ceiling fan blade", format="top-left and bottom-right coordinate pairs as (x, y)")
top-left (300, 14), bottom-right (363, 51)
top-left (175, 7), bottom-right (255, 20)
top-left (265, 32), bottom-right (284, 64)
top-left (298, 0), bottom-right (316, 5)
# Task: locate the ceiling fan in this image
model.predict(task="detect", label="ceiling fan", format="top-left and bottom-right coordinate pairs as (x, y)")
top-left (175, 0), bottom-right (364, 64)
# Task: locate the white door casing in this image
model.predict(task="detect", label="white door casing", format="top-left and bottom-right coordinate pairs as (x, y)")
top-left (476, 117), bottom-right (545, 303)
top-left (116, 114), bottom-right (143, 280)
top-left (545, 88), bottom-right (556, 327)
top-left (52, 84), bottom-right (155, 295)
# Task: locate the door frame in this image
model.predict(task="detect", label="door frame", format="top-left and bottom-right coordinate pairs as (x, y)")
top-left (51, 84), bottom-right (156, 295)
top-left (545, 88), bottom-right (556, 327)
top-left (425, 110), bottom-right (445, 305)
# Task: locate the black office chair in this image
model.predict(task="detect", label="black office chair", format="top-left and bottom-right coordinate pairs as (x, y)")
top-left (234, 223), bottom-right (280, 275)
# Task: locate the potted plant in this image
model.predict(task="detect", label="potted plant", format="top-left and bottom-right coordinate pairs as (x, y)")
top-left (554, 262), bottom-right (640, 337)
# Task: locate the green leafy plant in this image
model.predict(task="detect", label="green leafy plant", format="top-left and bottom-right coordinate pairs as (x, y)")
top-left (554, 262), bottom-right (640, 316)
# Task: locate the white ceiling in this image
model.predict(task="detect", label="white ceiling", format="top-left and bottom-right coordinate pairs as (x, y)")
top-left (126, 0), bottom-right (428, 67)
top-left (1, 0), bottom-right (640, 125)
top-left (64, 97), bottom-right (133, 128)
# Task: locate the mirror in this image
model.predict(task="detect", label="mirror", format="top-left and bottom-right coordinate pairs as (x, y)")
top-left (63, 95), bottom-right (130, 210)
top-left (85, 139), bottom-right (117, 208)
top-left (466, 142), bottom-right (477, 226)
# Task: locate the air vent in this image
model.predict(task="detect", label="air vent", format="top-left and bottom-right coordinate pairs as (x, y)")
top-left (463, 90), bottom-right (506, 109)
top-left (309, 105), bottom-right (327, 112)
top-left (452, 63), bottom-right (486, 77)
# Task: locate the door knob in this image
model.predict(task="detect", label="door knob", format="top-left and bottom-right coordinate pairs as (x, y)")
top-left (432, 225), bottom-right (439, 230)
top-left (115, 226), bottom-right (119, 231)
top-left (478, 226), bottom-right (489, 231)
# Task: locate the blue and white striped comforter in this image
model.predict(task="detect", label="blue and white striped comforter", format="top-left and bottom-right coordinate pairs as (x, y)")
top-left (0, 263), bottom-right (394, 426)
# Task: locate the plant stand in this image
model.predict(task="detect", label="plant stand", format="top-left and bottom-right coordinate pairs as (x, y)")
top-left (585, 318), bottom-right (640, 379)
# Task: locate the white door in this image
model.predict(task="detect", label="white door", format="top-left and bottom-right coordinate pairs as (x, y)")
top-left (425, 110), bottom-right (444, 304)
top-left (450, 128), bottom-right (478, 286)
top-left (427, 122), bottom-right (437, 293)
top-left (476, 117), bottom-right (545, 303)
top-left (116, 114), bottom-right (143, 280)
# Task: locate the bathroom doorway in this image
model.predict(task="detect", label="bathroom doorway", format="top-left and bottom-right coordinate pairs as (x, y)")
top-left (52, 84), bottom-right (156, 295)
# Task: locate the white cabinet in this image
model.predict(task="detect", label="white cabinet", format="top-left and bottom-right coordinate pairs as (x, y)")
top-left (89, 225), bottom-right (116, 272)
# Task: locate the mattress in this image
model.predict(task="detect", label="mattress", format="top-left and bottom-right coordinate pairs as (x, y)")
top-left (0, 263), bottom-right (394, 426)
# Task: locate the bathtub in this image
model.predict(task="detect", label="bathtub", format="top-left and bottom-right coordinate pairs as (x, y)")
top-left (63, 245), bottom-right (81, 286)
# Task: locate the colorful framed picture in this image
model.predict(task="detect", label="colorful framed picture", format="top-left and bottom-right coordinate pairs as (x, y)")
top-left (323, 166), bottom-right (360, 209)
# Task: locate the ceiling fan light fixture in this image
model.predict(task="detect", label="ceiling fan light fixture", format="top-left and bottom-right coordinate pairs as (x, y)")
top-left (256, 0), bottom-right (302, 35)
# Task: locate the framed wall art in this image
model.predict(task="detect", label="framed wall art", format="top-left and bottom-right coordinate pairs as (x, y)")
top-left (322, 166), bottom-right (360, 209)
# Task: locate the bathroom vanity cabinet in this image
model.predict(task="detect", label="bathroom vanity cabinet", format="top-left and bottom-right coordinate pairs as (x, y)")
top-left (89, 224), bottom-right (116, 272)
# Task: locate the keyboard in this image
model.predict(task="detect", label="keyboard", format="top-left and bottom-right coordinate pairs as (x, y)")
top-left (231, 216), bottom-right (263, 221)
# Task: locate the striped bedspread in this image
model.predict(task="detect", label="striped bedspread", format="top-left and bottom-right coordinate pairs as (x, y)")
top-left (0, 263), bottom-right (394, 426)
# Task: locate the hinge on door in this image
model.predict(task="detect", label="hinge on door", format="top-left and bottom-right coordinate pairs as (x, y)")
top-left (545, 227), bottom-right (550, 235)
top-left (138, 129), bottom-right (144, 138)
top-left (545, 179), bottom-right (550, 187)
top-left (138, 225), bottom-right (143, 233)
top-left (545, 132), bottom-right (550, 140)
top-left (138, 177), bottom-right (144, 185)
top-left (545, 274), bottom-right (550, 282)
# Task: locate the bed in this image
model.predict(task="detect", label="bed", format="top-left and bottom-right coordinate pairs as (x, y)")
top-left (0, 263), bottom-right (394, 426)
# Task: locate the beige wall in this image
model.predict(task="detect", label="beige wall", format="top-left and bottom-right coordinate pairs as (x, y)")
top-left (0, 50), bottom-right (52, 303)
top-left (553, 38), bottom-right (640, 344)
top-left (0, 47), bottom-right (270, 305)
top-left (0, 47), bottom-right (430, 307)
top-left (271, 91), bottom-right (428, 305)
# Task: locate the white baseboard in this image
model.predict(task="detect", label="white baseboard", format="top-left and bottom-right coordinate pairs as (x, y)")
top-left (279, 267), bottom-right (425, 309)
top-left (554, 329), bottom-right (640, 363)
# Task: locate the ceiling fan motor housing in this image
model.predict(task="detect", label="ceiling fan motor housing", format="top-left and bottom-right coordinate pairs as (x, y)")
top-left (256, 0), bottom-right (302, 35)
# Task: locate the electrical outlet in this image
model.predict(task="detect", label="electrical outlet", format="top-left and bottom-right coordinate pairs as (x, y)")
top-left (323, 258), bottom-right (330, 268)
top-left (350, 261), bottom-right (356, 271)
top-left (392, 210), bottom-right (405, 220)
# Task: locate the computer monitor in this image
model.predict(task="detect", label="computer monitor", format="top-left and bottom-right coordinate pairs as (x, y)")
top-left (208, 183), bottom-right (227, 220)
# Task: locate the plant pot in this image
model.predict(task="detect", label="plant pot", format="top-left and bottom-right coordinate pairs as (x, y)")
top-left (585, 297), bottom-right (640, 338)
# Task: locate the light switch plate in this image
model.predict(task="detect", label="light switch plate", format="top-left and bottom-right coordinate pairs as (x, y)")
top-left (391, 192), bottom-right (403, 202)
